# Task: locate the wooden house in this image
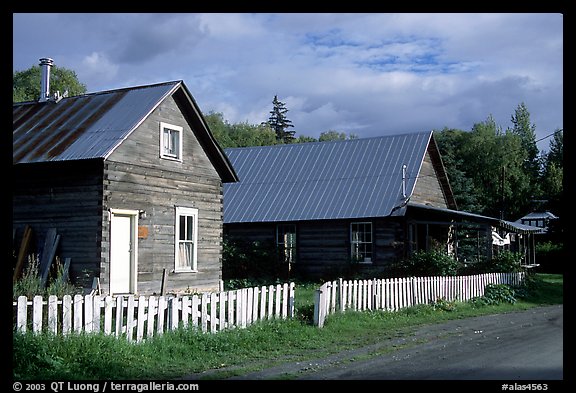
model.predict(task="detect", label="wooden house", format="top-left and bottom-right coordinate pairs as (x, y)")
top-left (13, 69), bottom-right (238, 295)
top-left (516, 211), bottom-right (557, 234)
top-left (223, 131), bottom-right (541, 279)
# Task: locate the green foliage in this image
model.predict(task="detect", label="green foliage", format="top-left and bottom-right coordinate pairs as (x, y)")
top-left (222, 239), bottom-right (289, 287)
top-left (392, 250), bottom-right (462, 277)
top-left (434, 128), bottom-right (483, 213)
top-left (13, 256), bottom-right (80, 299)
top-left (318, 130), bottom-right (358, 141)
top-left (536, 240), bottom-right (563, 255)
top-left (488, 251), bottom-right (523, 272)
top-left (469, 283), bottom-right (517, 307)
top-left (13, 65), bottom-right (87, 103)
top-left (430, 297), bottom-right (457, 312)
top-left (13, 256), bottom-right (44, 299)
top-left (462, 250), bottom-right (524, 275)
top-left (435, 104), bottom-right (561, 221)
top-left (205, 111), bottom-right (278, 148)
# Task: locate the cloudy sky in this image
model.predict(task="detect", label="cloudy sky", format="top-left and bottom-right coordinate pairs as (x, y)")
top-left (12, 13), bottom-right (563, 151)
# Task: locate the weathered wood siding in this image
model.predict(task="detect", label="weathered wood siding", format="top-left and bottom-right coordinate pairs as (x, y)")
top-left (12, 159), bottom-right (104, 288)
top-left (410, 148), bottom-right (449, 208)
top-left (224, 217), bottom-right (407, 280)
top-left (104, 95), bottom-right (224, 294)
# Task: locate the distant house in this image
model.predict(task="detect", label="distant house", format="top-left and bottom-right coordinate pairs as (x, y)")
top-left (223, 131), bottom-right (541, 279)
top-left (516, 211), bottom-right (558, 234)
top-left (13, 60), bottom-right (238, 295)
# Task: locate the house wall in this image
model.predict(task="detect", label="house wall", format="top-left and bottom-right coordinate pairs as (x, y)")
top-left (103, 94), bottom-right (224, 295)
top-left (410, 148), bottom-right (449, 208)
top-left (224, 217), bottom-right (406, 280)
top-left (12, 159), bottom-right (104, 289)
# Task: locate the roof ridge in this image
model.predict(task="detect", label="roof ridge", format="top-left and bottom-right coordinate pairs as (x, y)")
top-left (12, 80), bottom-right (182, 106)
top-left (225, 130), bottom-right (432, 151)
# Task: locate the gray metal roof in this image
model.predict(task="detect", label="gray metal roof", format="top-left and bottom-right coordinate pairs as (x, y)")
top-left (13, 81), bottom-right (179, 164)
top-left (516, 211), bottom-right (559, 221)
top-left (223, 131), bottom-right (433, 223)
top-left (406, 203), bottom-right (544, 234)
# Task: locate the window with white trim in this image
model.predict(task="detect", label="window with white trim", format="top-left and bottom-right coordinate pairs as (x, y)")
top-left (175, 207), bottom-right (198, 271)
top-left (351, 222), bottom-right (373, 263)
top-left (160, 122), bottom-right (183, 161)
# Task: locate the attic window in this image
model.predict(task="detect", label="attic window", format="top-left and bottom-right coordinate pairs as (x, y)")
top-left (160, 122), bottom-right (183, 161)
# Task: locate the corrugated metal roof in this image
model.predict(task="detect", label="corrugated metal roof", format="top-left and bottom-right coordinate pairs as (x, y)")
top-left (223, 131), bottom-right (433, 223)
top-left (407, 203), bottom-right (544, 234)
top-left (516, 211), bottom-right (559, 221)
top-left (13, 81), bottom-right (179, 164)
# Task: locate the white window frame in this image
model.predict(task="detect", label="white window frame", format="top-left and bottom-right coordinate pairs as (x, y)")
top-left (175, 206), bottom-right (198, 272)
top-left (350, 221), bottom-right (373, 263)
top-left (160, 122), bottom-right (183, 161)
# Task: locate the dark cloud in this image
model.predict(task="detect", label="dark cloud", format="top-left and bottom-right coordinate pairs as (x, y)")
top-left (107, 14), bottom-right (207, 64)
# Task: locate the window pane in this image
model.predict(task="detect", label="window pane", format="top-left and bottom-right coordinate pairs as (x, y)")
top-left (178, 242), bottom-right (193, 269)
top-left (163, 129), bottom-right (171, 154)
top-left (179, 216), bottom-right (186, 240)
top-left (186, 216), bottom-right (194, 240)
top-left (169, 129), bottom-right (177, 155)
top-left (277, 224), bottom-right (296, 264)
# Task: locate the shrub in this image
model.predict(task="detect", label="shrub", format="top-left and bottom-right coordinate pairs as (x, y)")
top-left (463, 250), bottom-right (524, 274)
top-left (13, 256), bottom-right (80, 299)
top-left (490, 251), bottom-right (523, 272)
top-left (430, 297), bottom-right (457, 312)
top-left (13, 255), bottom-right (44, 299)
top-left (469, 283), bottom-right (516, 307)
top-left (393, 250), bottom-right (462, 277)
top-left (222, 239), bottom-right (284, 285)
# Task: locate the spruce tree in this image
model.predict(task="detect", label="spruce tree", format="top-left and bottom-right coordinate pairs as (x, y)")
top-left (266, 95), bottom-right (295, 143)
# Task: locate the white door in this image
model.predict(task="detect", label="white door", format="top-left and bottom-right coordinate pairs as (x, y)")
top-left (110, 210), bottom-right (137, 294)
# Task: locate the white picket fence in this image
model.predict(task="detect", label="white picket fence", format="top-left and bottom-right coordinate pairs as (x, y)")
top-left (13, 282), bottom-right (295, 342)
top-left (313, 272), bottom-right (525, 327)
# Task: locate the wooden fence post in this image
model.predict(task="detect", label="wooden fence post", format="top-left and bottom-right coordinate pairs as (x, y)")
top-left (313, 287), bottom-right (323, 327)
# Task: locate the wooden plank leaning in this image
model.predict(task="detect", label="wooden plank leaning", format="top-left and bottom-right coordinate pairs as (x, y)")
top-left (39, 229), bottom-right (60, 288)
top-left (13, 225), bottom-right (33, 283)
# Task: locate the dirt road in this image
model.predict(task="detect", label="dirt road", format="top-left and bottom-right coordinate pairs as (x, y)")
top-left (217, 304), bottom-right (563, 381)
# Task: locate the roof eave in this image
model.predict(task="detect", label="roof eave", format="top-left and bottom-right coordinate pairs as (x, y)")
top-left (173, 83), bottom-right (239, 183)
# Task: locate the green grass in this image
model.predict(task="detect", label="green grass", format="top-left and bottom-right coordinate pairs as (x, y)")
top-left (13, 273), bottom-right (562, 380)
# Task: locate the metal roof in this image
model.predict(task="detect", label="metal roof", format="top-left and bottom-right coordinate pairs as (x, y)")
top-left (13, 81), bottom-right (179, 164)
top-left (223, 131), bottom-right (433, 223)
top-left (406, 203), bottom-right (544, 234)
top-left (516, 211), bottom-right (559, 221)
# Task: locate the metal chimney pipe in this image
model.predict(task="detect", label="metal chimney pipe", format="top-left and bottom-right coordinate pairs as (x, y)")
top-left (39, 57), bottom-right (54, 102)
top-left (402, 164), bottom-right (407, 198)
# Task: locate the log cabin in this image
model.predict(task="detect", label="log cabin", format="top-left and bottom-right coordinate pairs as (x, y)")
top-left (223, 131), bottom-right (541, 279)
top-left (13, 59), bottom-right (238, 295)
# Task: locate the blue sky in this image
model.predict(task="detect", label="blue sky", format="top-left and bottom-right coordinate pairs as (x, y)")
top-left (13, 13), bottom-right (563, 151)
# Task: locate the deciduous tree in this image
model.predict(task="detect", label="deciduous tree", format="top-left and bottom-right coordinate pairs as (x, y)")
top-left (13, 64), bottom-right (87, 103)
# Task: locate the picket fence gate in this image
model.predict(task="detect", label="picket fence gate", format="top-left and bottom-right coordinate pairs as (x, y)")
top-left (313, 272), bottom-right (525, 327)
top-left (13, 282), bottom-right (295, 342)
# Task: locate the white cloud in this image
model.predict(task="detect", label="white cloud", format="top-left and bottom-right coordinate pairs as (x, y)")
top-left (81, 52), bottom-right (119, 86)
